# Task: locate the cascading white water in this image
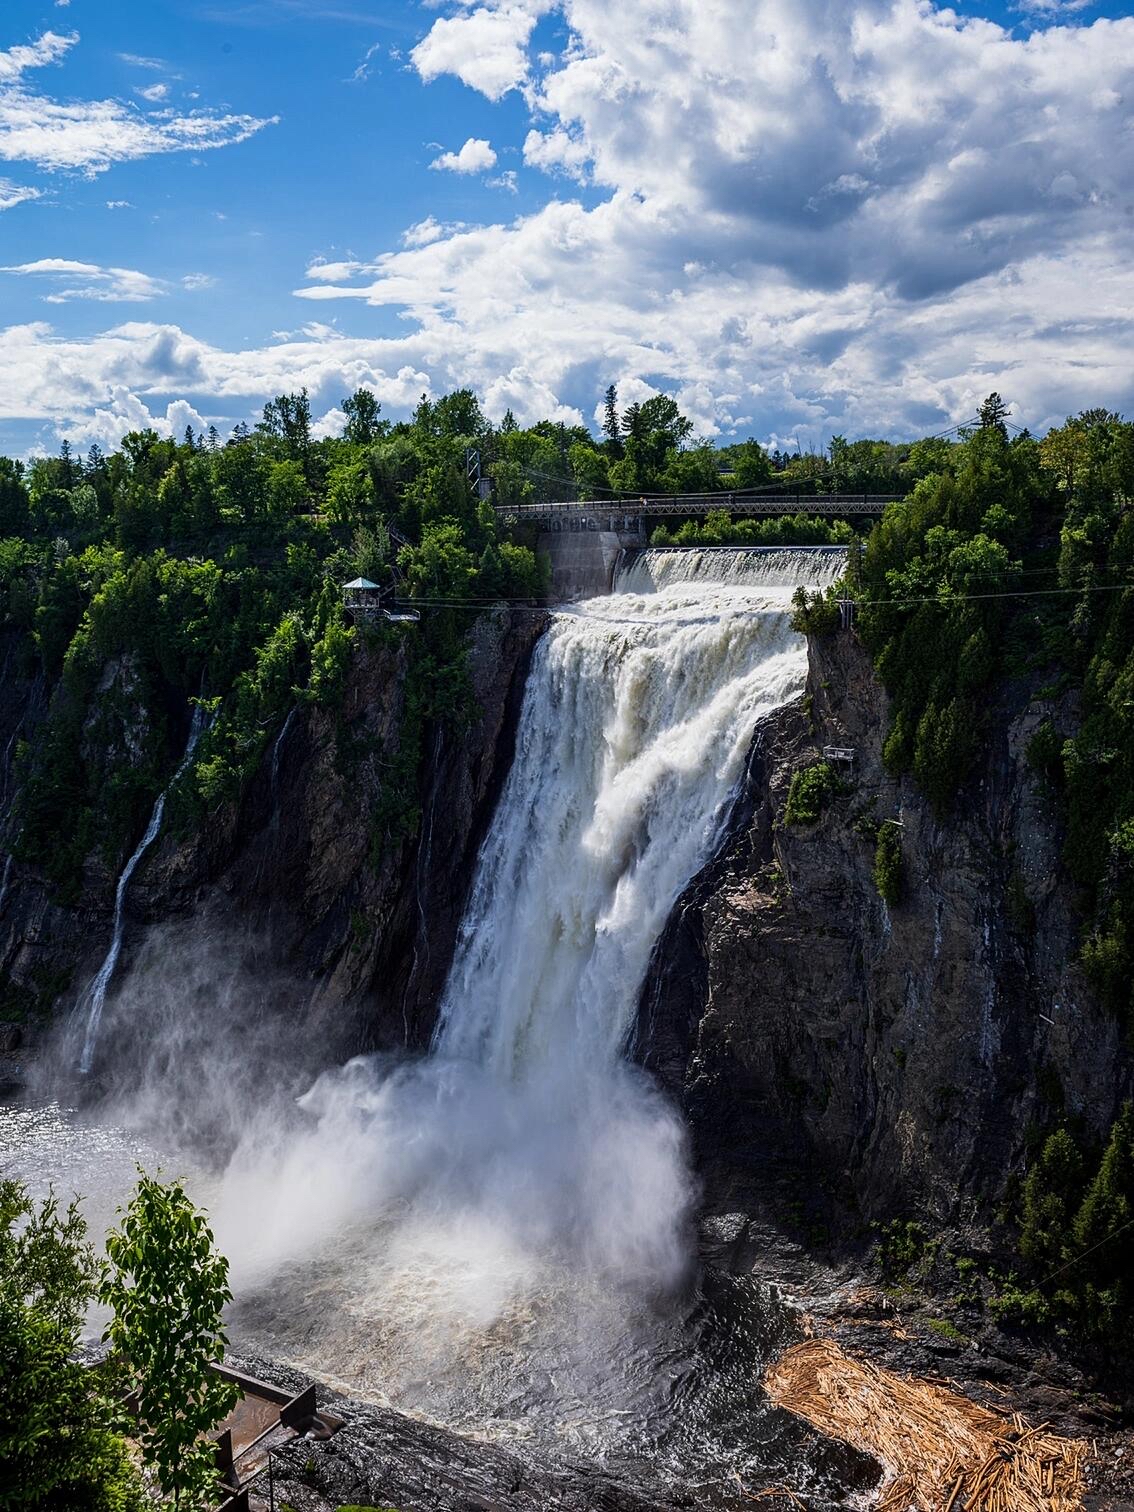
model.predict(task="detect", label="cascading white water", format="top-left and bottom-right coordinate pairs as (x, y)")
top-left (77, 704), bottom-right (209, 1073)
top-left (617, 544), bottom-right (846, 595)
top-left (212, 550), bottom-right (843, 1388)
top-left (434, 549), bottom-right (842, 1079)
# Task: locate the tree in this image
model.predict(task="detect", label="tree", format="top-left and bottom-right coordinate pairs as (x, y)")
top-left (638, 393), bottom-right (694, 451)
top-left (602, 383), bottom-right (623, 458)
top-left (732, 438), bottom-right (773, 489)
top-left (0, 457), bottom-right (29, 535)
top-left (979, 391), bottom-right (1010, 437)
top-left (342, 388), bottom-right (384, 446)
top-left (100, 1172), bottom-right (240, 1512)
top-left (0, 1178), bottom-right (144, 1511)
top-left (258, 389), bottom-right (313, 481)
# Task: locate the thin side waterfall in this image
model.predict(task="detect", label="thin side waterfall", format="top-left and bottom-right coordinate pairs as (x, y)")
top-left (77, 704), bottom-right (209, 1073)
top-left (269, 706), bottom-right (297, 823)
top-left (0, 853), bottom-right (11, 915)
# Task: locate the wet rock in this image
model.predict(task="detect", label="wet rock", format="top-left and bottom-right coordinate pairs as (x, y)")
top-left (640, 628), bottom-right (1133, 1228)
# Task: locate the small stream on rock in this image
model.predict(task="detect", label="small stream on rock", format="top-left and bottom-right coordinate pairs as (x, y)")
top-left (1, 548), bottom-right (875, 1508)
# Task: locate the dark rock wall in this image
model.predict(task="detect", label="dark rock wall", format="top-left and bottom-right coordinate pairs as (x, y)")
top-left (0, 608), bottom-right (543, 1062)
top-left (640, 629), bottom-right (1133, 1229)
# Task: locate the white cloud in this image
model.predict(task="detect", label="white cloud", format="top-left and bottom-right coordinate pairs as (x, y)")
top-left (56, 387), bottom-right (210, 454)
top-left (1015, 0), bottom-right (1094, 13)
top-left (181, 272), bottom-right (217, 291)
top-left (305, 256), bottom-right (365, 281)
top-left (349, 42), bottom-right (382, 83)
top-left (411, 2), bottom-right (553, 100)
top-left (486, 169), bottom-right (518, 193)
top-left (0, 31), bottom-right (77, 81)
top-left (136, 83), bottom-right (169, 103)
top-left (0, 31), bottom-right (275, 175)
top-left (117, 53), bottom-right (169, 71)
top-left (429, 137), bottom-right (498, 173)
top-left (106, 198), bottom-right (132, 209)
top-left (401, 215), bottom-right (468, 246)
top-left (353, 0), bottom-right (1134, 435)
top-left (1, 258), bottom-right (167, 302)
top-left (4, 3), bottom-right (1134, 451)
top-left (0, 178), bottom-right (40, 210)
top-left (522, 126), bottom-right (588, 181)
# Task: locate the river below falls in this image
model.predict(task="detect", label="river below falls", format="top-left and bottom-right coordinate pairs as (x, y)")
top-left (0, 1085), bottom-right (874, 1510)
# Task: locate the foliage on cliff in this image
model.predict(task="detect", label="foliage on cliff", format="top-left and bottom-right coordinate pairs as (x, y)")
top-left (857, 400), bottom-right (1134, 1023)
top-left (650, 510), bottom-right (857, 549)
top-left (0, 388), bottom-right (545, 895)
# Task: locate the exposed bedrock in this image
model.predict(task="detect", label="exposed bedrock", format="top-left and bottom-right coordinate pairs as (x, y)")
top-left (0, 608), bottom-right (543, 1066)
top-left (638, 629), bottom-right (1134, 1228)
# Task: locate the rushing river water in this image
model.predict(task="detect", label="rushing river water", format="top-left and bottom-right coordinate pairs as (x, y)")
top-left (1, 548), bottom-right (867, 1508)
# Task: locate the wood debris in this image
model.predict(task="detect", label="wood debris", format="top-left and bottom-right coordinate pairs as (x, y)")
top-left (764, 1338), bottom-right (1088, 1511)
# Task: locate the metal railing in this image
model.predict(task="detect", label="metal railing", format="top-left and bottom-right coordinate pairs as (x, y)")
top-left (498, 491), bottom-right (898, 522)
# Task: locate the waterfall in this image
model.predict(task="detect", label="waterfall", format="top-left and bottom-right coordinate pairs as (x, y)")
top-left (0, 854), bottom-right (11, 916)
top-left (434, 558), bottom-right (824, 1078)
top-left (213, 549), bottom-right (834, 1408)
top-left (77, 704), bottom-right (209, 1073)
top-left (615, 543), bottom-right (847, 595)
top-left (269, 706), bottom-right (297, 813)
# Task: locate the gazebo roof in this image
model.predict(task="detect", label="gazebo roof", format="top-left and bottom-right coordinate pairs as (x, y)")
top-left (342, 577), bottom-right (381, 590)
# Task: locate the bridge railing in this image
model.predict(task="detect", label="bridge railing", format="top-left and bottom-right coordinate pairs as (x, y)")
top-left (497, 491), bottom-right (900, 520)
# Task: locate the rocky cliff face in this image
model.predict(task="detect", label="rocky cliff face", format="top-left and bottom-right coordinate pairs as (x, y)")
top-left (640, 627), bottom-right (1133, 1231)
top-left (0, 609), bottom-right (543, 1068)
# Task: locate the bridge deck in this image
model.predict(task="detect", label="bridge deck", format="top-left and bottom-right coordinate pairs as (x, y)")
top-left (499, 492), bottom-right (898, 522)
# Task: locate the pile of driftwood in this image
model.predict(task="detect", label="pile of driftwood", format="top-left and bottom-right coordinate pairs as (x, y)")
top-left (764, 1339), bottom-right (1087, 1512)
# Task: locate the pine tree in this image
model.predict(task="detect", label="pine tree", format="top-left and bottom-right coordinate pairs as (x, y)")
top-left (602, 383), bottom-right (623, 458)
top-left (979, 392), bottom-right (1011, 436)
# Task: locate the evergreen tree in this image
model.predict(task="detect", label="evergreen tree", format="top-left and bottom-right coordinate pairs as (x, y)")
top-left (602, 383), bottom-right (623, 458)
top-left (979, 391), bottom-right (1011, 437)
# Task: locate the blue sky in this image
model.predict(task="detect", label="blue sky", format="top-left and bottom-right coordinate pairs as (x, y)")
top-left (0, 0), bottom-right (1132, 456)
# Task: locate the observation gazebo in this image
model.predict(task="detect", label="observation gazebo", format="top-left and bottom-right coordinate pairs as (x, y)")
top-left (342, 575), bottom-right (419, 626)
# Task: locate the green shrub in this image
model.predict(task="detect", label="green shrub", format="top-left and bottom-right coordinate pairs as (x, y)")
top-left (790, 584), bottom-right (841, 637)
top-left (783, 760), bottom-right (839, 825)
top-left (874, 822), bottom-right (903, 904)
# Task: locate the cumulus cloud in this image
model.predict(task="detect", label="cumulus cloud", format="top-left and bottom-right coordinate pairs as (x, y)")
top-left (1, 258), bottom-right (167, 302)
top-left (0, 31), bottom-right (76, 81)
top-left (401, 215), bottom-right (467, 246)
top-left (0, 30), bottom-right (275, 175)
top-left (429, 137), bottom-right (498, 173)
top-left (323, 0), bottom-right (1133, 436)
top-left (4, 2), bottom-right (1134, 451)
top-left (1015, 1), bottom-right (1094, 13)
top-left (411, 2), bottom-right (552, 100)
